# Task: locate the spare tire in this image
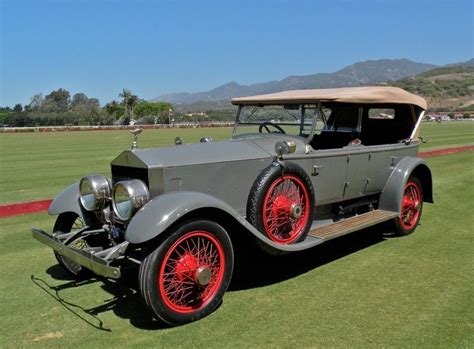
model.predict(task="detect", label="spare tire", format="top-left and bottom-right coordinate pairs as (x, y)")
top-left (247, 162), bottom-right (315, 244)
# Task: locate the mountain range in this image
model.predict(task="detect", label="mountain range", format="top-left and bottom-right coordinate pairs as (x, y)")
top-left (391, 63), bottom-right (474, 111)
top-left (152, 58), bottom-right (474, 111)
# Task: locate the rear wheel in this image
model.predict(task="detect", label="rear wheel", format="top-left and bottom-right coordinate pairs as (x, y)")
top-left (393, 177), bottom-right (423, 236)
top-left (139, 220), bottom-right (234, 325)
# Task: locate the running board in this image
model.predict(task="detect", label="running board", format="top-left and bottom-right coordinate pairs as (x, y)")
top-left (308, 209), bottom-right (398, 241)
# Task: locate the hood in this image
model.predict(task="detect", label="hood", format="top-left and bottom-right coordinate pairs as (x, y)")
top-left (111, 138), bottom-right (275, 169)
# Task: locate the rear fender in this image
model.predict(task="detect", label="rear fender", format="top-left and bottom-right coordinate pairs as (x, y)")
top-left (379, 156), bottom-right (433, 213)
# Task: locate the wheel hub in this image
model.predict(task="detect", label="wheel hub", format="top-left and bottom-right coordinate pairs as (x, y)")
top-left (175, 254), bottom-right (198, 280)
top-left (195, 266), bottom-right (212, 286)
top-left (175, 254), bottom-right (213, 287)
top-left (272, 196), bottom-right (302, 219)
top-left (290, 203), bottom-right (302, 219)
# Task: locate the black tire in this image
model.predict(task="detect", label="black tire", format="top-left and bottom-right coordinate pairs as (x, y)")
top-left (393, 177), bottom-right (424, 236)
top-left (53, 212), bottom-right (91, 278)
top-left (139, 220), bottom-right (234, 326)
top-left (247, 162), bottom-right (315, 244)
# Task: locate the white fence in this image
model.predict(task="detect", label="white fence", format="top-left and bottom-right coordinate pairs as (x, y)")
top-left (0, 122), bottom-right (235, 133)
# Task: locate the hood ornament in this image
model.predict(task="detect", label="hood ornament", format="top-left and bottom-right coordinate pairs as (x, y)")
top-left (130, 128), bottom-right (142, 150)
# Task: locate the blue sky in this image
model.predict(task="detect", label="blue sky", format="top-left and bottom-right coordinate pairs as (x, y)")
top-left (1, 0), bottom-right (473, 106)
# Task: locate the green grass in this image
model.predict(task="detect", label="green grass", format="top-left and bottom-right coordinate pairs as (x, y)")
top-left (0, 127), bottom-right (232, 204)
top-left (418, 121), bottom-right (474, 150)
top-left (0, 151), bottom-right (472, 347)
top-left (1, 122), bottom-right (472, 205)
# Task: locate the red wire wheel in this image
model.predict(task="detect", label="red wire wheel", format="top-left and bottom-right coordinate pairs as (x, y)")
top-left (139, 220), bottom-right (233, 326)
top-left (248, 162), bottom-right (315, 245)
top-left (262, 175), bottom-right (310, 243)
top-left (158, 231), bottom-right (225, 313)
top-left (394, 177), bottom-right (423, 235)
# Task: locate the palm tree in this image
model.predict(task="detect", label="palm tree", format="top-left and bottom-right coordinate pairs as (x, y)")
top-left (119, 89), bottom-right (139, 124)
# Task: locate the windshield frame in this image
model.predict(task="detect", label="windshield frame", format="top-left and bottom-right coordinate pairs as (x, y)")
top-left (232, 103), bottom-right (323, 143)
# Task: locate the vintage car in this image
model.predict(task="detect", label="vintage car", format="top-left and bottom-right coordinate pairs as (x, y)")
top-left (32, 86), bottom-right (433, 325)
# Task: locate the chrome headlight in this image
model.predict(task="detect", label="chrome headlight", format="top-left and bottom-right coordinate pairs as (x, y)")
top-left (112, 179), bottom-right (150, 221)
top-left (79, 174), bottom-right (111, 211)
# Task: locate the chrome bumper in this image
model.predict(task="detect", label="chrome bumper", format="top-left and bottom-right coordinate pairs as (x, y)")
top-left (32, 228), bottom-right (121, 279)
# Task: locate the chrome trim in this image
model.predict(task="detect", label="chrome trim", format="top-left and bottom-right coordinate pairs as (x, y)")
top-left (32, 228), bottom-right (121, 279)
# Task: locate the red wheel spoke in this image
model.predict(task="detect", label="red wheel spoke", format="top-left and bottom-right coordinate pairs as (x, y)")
top-left (185, 239), bottom-right (192, 254)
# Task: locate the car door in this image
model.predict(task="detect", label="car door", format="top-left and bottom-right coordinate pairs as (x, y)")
top-left (344, 149), bottom-right (371, 199)
top-left (309, 150), bottom-right (348, 205)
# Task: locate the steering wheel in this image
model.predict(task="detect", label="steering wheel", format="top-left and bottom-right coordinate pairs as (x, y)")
top-left (258, 122), bottom-right (286, 134)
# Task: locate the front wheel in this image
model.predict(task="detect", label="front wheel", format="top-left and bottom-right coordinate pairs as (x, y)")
top-left (53, 212), bottom-right (91, 278)
top-left (139, 220), bottom-right (234, 326)
top-left (393, 177), bottom-right (423, 236)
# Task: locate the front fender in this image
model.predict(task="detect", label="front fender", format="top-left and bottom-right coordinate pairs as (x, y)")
top-left (379, 156), bottom-right (433, 213)
top-left (48, 182), bottom-right (82, 216)
top-left (125, 191), bottom-right (251, 244)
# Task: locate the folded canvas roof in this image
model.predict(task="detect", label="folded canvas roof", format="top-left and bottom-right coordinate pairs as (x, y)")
top-left (231, 86), bottom-right (427, 110)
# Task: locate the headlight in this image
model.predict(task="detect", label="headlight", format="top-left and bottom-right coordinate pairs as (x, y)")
top-left (112, 179), bottom-right (150, 221)
top-left (79, 174), bottom-right (111, 211)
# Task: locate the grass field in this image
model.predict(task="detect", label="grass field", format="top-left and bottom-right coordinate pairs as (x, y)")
top-left (0, 151), bottom-right (472, 348)
top-left (0, 121), bottom-right (473, 204)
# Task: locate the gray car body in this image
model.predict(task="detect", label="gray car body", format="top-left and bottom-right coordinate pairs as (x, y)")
top-left (48, 130), bottom-right (433, 252)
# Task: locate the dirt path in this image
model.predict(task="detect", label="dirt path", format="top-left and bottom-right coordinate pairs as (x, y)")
top-left (1, 145), bottom-right (473, 218)
top-left (417, 145), bottom-right (474, 158)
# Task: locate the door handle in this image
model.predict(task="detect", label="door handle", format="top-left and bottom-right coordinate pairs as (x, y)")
top-left (312, 165), bottom-right (323, 176)
top-left (390, 156), bottom-right (399, 167)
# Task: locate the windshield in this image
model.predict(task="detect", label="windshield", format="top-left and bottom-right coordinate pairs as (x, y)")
top-left (233, 104), bottom-right (324, 138)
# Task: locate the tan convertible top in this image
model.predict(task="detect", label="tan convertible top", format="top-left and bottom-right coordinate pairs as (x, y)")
top-left (231, 86), bottom-right (427, 110)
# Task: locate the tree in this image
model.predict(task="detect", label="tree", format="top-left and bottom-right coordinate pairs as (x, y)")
top-left (71, 93), bottom-right (89, 110)
top-left (13, 104), bottom-right (23, 113)
top-left (119, 89), bottom-right (139, 124)
top-left (71, 93), bottom-right (101, 115)
top-left (28, 93), bottom-right (44, 111)
top-left (44, 88), bottom-right (71, 112)
top-left (40, 98), bottom-right (60, 113)
top-left (134, 101), bottom-right (173, 124)
top-left (89, 98), bottom-right (100, 108)
top-left (104, 100), bottom-right (125, 120)
top-left (0, 111), bottom-right (8, 125)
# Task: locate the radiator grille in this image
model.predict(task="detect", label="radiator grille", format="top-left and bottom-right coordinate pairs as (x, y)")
top-left (111, 165), bottom-right (149, 186)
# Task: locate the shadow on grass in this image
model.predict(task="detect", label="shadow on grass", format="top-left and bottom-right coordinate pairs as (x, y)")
top-left (30, 275), bottom-right (112, 332)
top-left (32, 225), bottom-right (389, 330)
top-left (229, 225), bottom-right (387, 291)
top-left (37, 265), bottom-right (168, 330)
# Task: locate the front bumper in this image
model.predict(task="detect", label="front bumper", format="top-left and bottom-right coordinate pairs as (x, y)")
top-left (32, 228), bottom-right (121, 279)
